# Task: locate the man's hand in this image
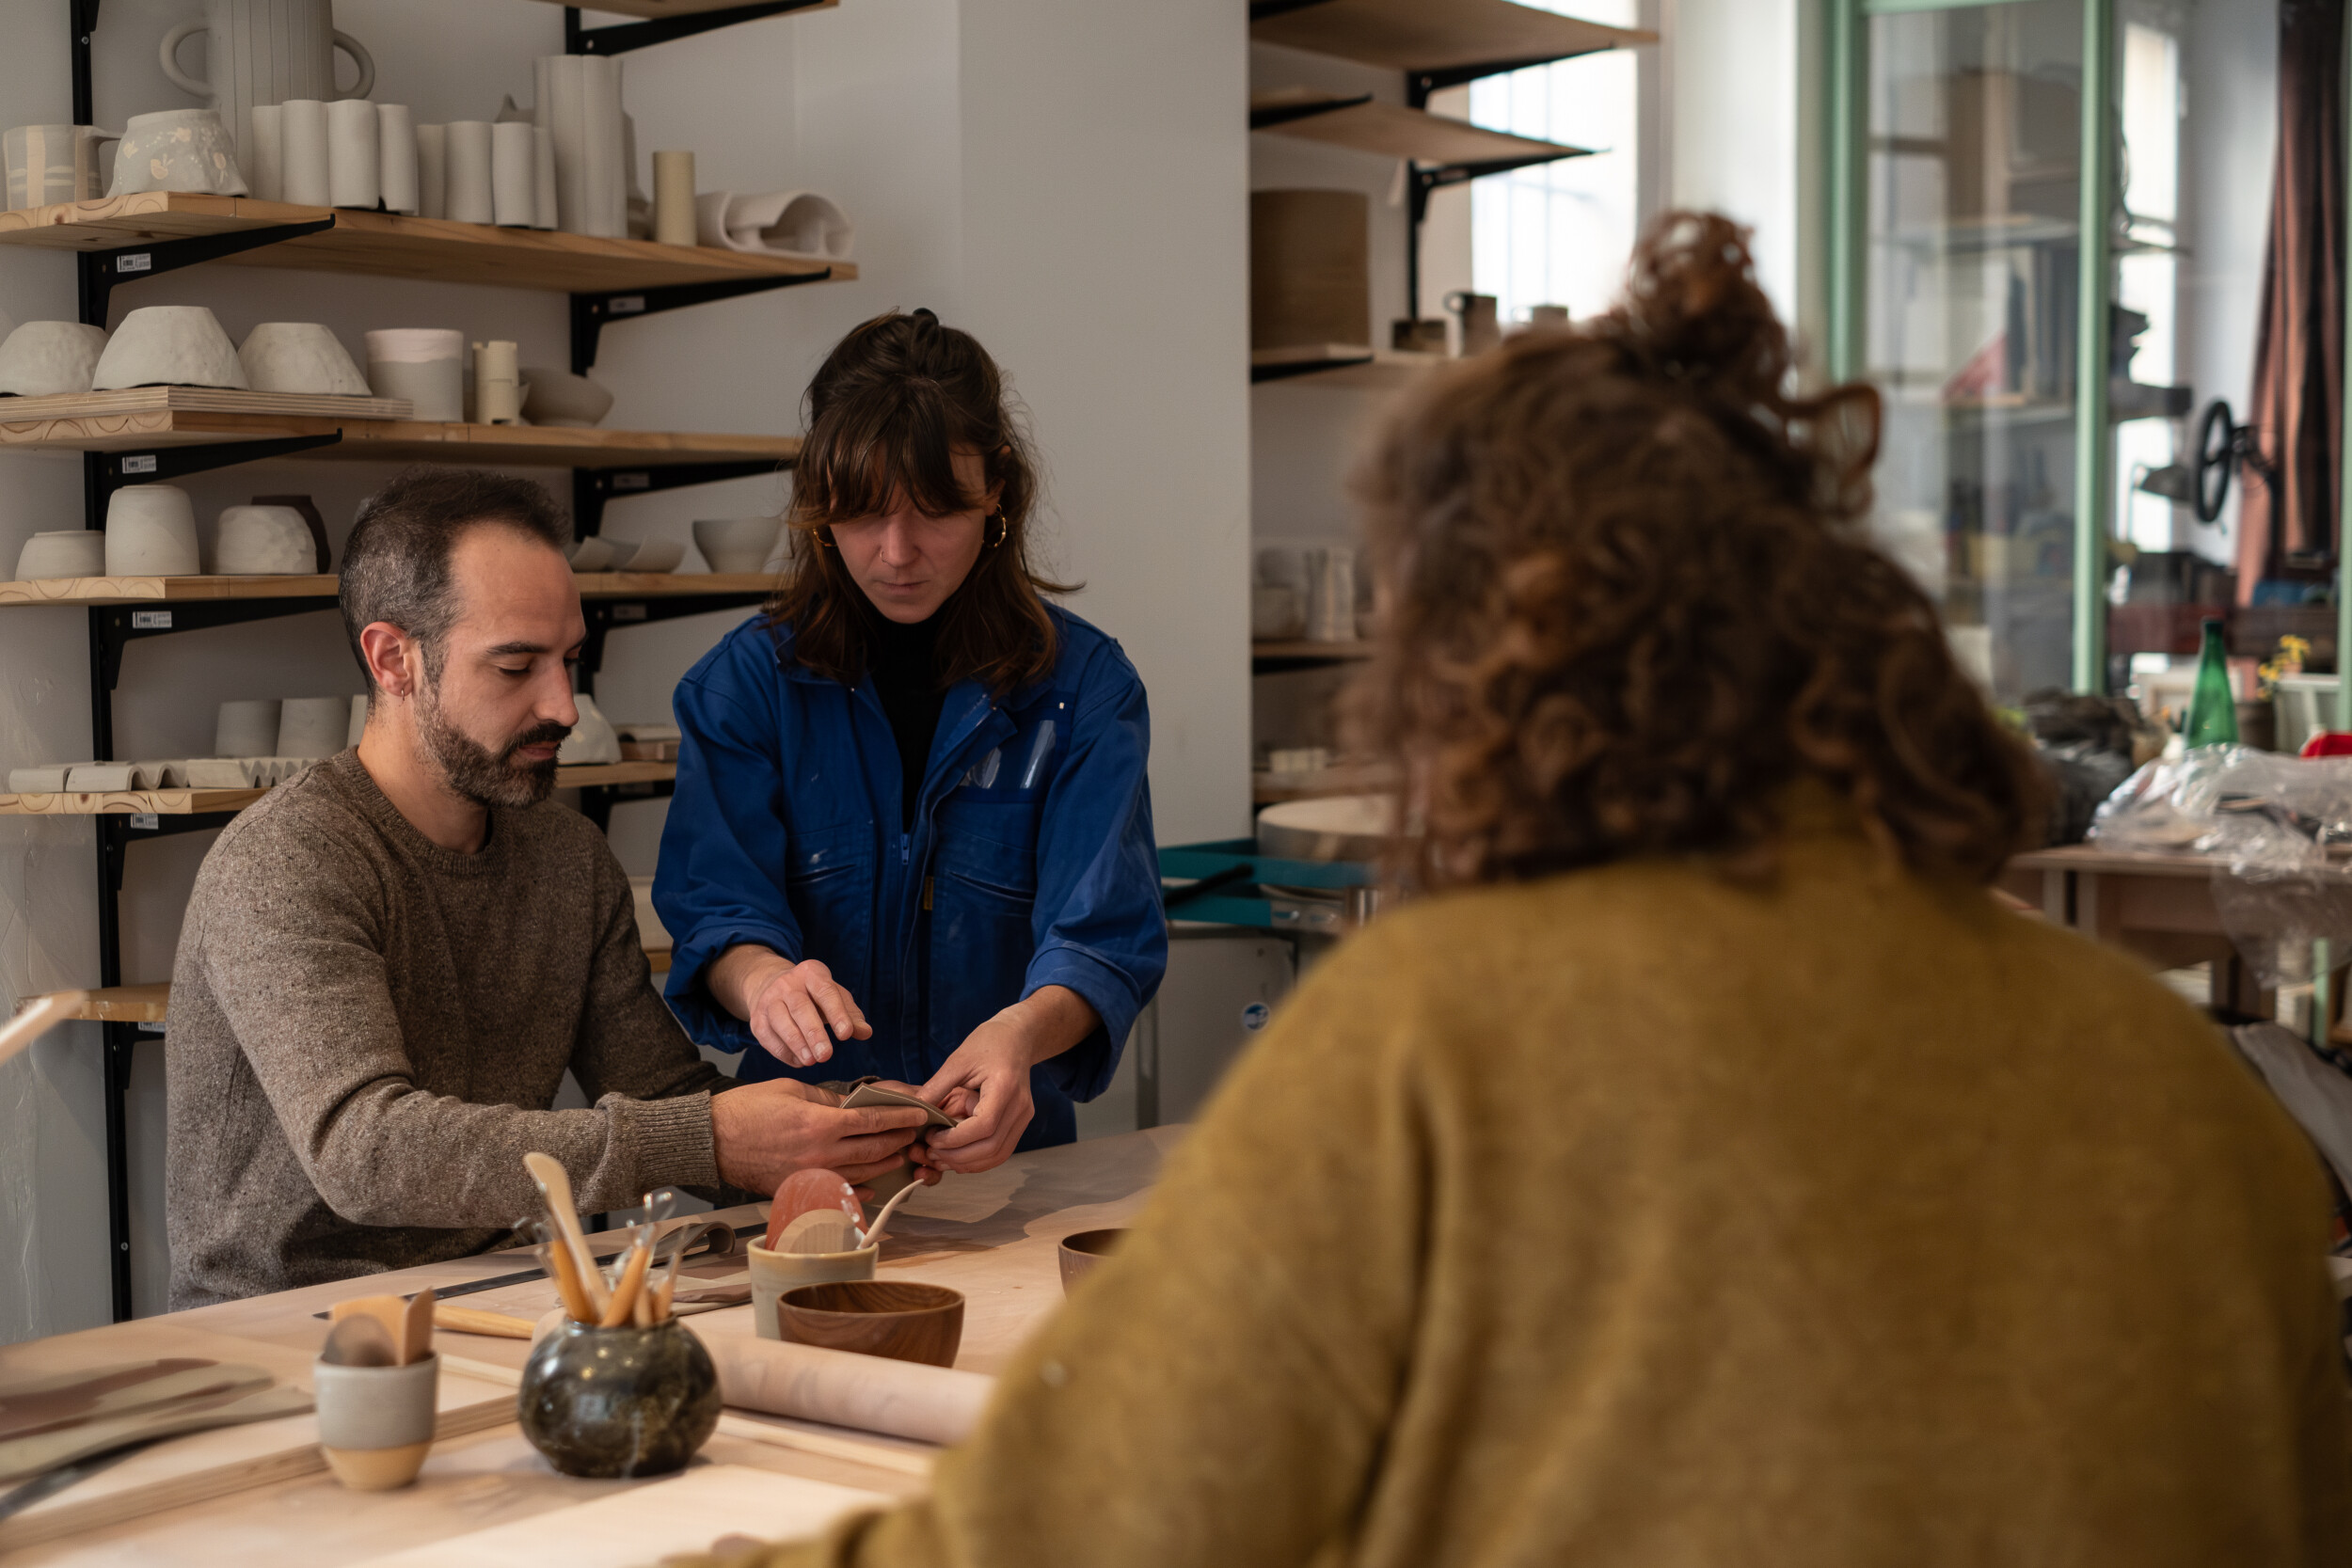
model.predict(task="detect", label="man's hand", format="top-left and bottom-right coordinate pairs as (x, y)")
top-left (710, 1078), bottom-right (930, 1194)
top-left (709, 945), bottom-right (871, 1069)
top-left (915, 987), bottom-right (1099, 1175)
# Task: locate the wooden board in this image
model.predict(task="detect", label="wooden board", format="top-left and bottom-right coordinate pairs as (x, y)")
top-left (0, 387), bottom-right (409, 422)
top-left (0, 402), bottom-right (802, 467)
top-left (1251, 0), bottom-right (1653, 71)
top-left (571, 572), bottom-right (778, 597)
top-left (0, 573), bottom-right (772, 608)
top-left (1251, 90), bottom-right (1593, 165)
top-left (0, 787), bottom-right (264, 816)
top-left (552, 761), bottom-right (677, 789)
top-left (1250, 344), bottom-right (1445, 388)
top-left (0, 194), bottom-right (856, 295)
top-left (48, 983), bottom-right (171, 1023)
top-left (0, 1321), bottom-right (515, 1552)
top-left (524, 0), bottom-right (839, 21)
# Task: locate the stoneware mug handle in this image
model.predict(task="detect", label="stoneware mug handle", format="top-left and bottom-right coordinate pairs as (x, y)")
top-left (159, 21), bottom-right (209, 97)
top-left (332, 32), bottom-right (376, 102)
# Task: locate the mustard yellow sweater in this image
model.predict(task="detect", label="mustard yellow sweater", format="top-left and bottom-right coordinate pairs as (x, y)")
top-left (743, 821), bottom-right (2352, 1566)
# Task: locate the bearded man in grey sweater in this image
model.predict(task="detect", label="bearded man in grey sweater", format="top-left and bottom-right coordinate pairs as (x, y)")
top-left (166, 468), bottom-right (932, 1307)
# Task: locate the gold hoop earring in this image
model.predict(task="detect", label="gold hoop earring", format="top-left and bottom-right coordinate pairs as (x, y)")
top-left (815, 527), bottom-right (836, 550)
top-left (991, 512), bottom-right (1009, 548)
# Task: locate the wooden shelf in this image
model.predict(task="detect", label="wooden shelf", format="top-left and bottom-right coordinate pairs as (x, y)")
top-left (0, 762), bottom-right (676, 816)
top-left (1251, 344), bottom-right (1448, 388)
top-left (1251, 89), bottom-right (1592, 166)
top-left (1250, 0), bottom-right (1654, 73)
top-left (524, 0), bottom-right (835, 18)
top-left (0, 194), bottom-right (857, 294)
top-left (37, 948), bottom-right (669, 1025)
top-left (0, 390), bottom-right (801, 467)
top-left (0, 574), bottom-right (773, 608)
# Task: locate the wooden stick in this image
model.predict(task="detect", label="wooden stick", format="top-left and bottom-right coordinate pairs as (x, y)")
top-left (0, 991), bottom-right (84, 1069)
top-left (599, 1240), bottom-right (652, 1328)
top-left (434, 1305), bottom-right (538, 1339)
top-left (543, 1237), bottom-right (595, 1323)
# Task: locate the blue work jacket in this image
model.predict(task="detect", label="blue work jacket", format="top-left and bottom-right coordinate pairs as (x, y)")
top-left (654, 605), bottom-right (1167, 1148)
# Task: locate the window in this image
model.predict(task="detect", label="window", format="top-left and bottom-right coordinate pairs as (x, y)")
top-left (2116, 15), bottom-right (2185, 553)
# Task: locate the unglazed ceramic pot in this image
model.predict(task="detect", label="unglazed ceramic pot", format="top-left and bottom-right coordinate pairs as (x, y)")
top-left (159, 0), bottom-right (373, 177)
top-left (0, 321), bottom-right (108, 396)
top-left (103, 484), bottom-right (201, 576)
top-left (213, 504), bottom-right (315, 574)
top-left (14, 531), bottom-right (104, 580)
top-left (239, 323), bottom-right (370, 395)
top-left (326, 97), bottom-right (377, 210)
top-left (276, 696), bottom-right (349, 758)
top-left (692, 517), bottom-right (783, 575)
top-left (278, 98), bottom-right (329, 205)
top-left (364, 328), bottom-right (462, 421)
top-left (490, 122), bottom-right (534, 228)
top-left (5, 124), bottom-right (118, 209)
top-left (312, 1354), bottom-right (435, 1492)
top-left (92, 307), bottom-right (247, 390)
top-left (517, 1321), bottom-right (718, 1480)
top-left (518, 367), bottom-right (612, 428)
top-left (556, 691), bottom-right (621, 765)
top-left (443, 121), bottom-right (492, 225)
top-left (108, 109), bottom-right (248, 197)
top-left (215, 699), bottom-right (281, 758)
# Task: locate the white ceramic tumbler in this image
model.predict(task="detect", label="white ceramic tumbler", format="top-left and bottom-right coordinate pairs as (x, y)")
top-left (365, 328), bottom-right (464, 422)
top-left (279, 99), bottom-right (329, 206)
top-left (326, 98), bottom-right (378, 209)
top-left (376, 104), bottom-right (417, 215)
top-left (490, 121), bottom-right (534, 228)
top-left (414, 123), bottom-right (446, 220)
top-left (444, 121), bottom-right (492, 225)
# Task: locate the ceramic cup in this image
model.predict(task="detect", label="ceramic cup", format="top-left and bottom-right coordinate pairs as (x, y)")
top-left (0, 321), bottom-right (109, 396)
top-left (518, 367), bottom-right (612, 428)
top-left (692, 517), bottom-right (784, 575)
top-left (376, 103), bottom-right (417, 215)
top-left (414, 123), bottom-right (446, 220)
top-left (276, 695), bottom-right (349, 758)
top-left (652, 150), bottom-right (694, 246)
top-left (213, 505), bottom-right (315, 574)
top-left (746, 1240), bottom-right (877, 1341)
top-left (6, 124), bottom-right (119, 209)
top-left (279, 99), bottom-right (329, 206)
top-left (326, 97), bottom-right (377, 210)
top-left (364, 328), bottom-right (464, 422)
top-left (103, 484), bottom-right (200, 576)
top-left (92, 305), bottom-right (246, 390)
top-left (14, 531), bottom-right (105, 580)
top-left (471, 339), bottom-right (520, 425)
top-left (313, 1352), bottom-right (438, 1491)
top-left (239, 323), bottom-right (370, 396)
top-left (215, 698), bottom-right (281, 758)
top-left (444, 121), bottom-right (493, 226)
top-left (490, 121), bottom-right (534, 228)
top-left (1528, 304), bottom-right (1570, 329)
top-left (109, 108), bottom-right (247, 197)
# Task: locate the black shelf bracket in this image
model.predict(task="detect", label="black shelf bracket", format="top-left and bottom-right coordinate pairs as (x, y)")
top-left (81, 434), bottom-right (345, 533)
top-left (570, 459), bottom-right (786, 540)
top-left (1247, 0), bottom-right (1341, 20)
top-left (570, 271), bottom-right (835, 374)
top-left (576, 776), bottom-right (676, 833)
top-left (1248, 93), bottom-right (1374, 131)
top-left (72, 0), bottom-right (102, 128)
top-left (564, 0), bottom-right (830, 55)
top-left (1404, 151), bottom-right (1579, 322)
top-left (1250, 355), bottom-right (1375, 386)
top-left (90, 597), bottom-right (340, 695)
top-left (77, 217), bottom-right (339, 329)
top-left (579, 589), bottom-right (772, 692)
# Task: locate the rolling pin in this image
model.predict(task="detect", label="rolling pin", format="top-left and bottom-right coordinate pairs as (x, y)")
top-left (433, 1305), bottom-right (538, 1339)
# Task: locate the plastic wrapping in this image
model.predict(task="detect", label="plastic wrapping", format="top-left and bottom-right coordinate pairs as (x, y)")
top-left (2090, 748), bottom-right (2352, 987)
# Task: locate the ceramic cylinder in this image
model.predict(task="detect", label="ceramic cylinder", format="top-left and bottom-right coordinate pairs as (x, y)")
top-left (532, 127), bottom-right (558, 230)
top-left (472, 339), bottom-right (521, 425)
top-left (246, 105), bottom-right (284, 202)
top-left (533, 54), bottom-right (626, 238)
top-left (326, 98), bottom-right (377, 210)
top-left (364, 328), bottom-right (464, 422)
top-left (6, 125), bottom-right (118, 209)
top-left (652, 150), bottom-right (694, 246)
top-left (414, 124), bottom-right (446, 220)
top-left (376, 104), bottom-right (417, 215)
top-left (444, 121), bottom-right (493, 225)
top-left (103, 484), bottom-right (201, 577)
top-left (276, 696), bottom-right (350, 758)
top-left (490, 121), bottom-right (535, 228)
top-left (279, 99), bottom-right (329, 207)
top-left (215, 699), bottom-right (282, 758)
top-left (312, 1354), bottom-right (437, 1492)
top-left (1303, 546), bottom-right (1357, 643)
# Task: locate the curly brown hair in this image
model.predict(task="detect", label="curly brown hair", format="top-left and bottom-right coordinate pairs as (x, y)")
top-left (1346, 212), bottom-right (2046, 892)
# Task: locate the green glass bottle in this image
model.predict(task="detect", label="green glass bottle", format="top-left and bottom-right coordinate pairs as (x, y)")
top-left (2184, 617), bottom-right (2240, 749)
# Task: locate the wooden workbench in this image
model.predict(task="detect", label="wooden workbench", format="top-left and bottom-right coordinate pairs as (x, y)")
top-left (7, 1127), bottom-right (1182, 1566)
top-left (2001, 844), bottom-right (2274, 1015)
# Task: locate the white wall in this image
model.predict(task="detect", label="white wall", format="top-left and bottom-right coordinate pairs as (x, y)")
top-left (0, 0), bottom-right (1248, 1337)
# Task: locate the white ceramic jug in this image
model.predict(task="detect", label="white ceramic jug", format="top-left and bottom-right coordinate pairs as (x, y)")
top-left (161, 0), bottom-right (374, 178)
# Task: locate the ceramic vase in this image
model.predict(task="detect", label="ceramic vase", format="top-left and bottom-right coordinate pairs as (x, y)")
top-left (215, 699), bottom-right (281, 757)
top-left (92, 306), bottom-right (246, 390)
top-left (414, 123), bottom-right (445, 219)
top-left (104, 484), bottom-right (201, 577)
top-left (5, 125), bottom-right (118, 210)
top-left (213, 505), bottom-right (315, 574)
top-left (532, 55), bottom-right (626, 238)
top-left (364, 328), bottom-right (463, 421)
top-left (692, 517), bottom-right (783, 575)
top-left (0, 321), bottom-right (109, 396)
top-left (443, 121), bottom-right (492, 225)
top-left (246, 104), bottom-right (284, 200)
top-left (517, 1321), bottom-right (718, 1480)
top-left (14, 531), bottom-right (105, 580)
top-left (326, 97), bottom-right (376, 209)
top-left (376, 103), bottom-right (416, 214)
top-left (108, 109), bottom-right (248, 197)
top-left (239, 322), bottom-right (370, 395)
top-left (278, 99), bottom-right (329, 206)
top-left (276, 696), bottom-right (349, 758)
top-left (490, 121), bottom-right (535, 228)
top-left (158, 0), bottom-right (374, 176)
top-left (557, 691), bottom-right (621, 765)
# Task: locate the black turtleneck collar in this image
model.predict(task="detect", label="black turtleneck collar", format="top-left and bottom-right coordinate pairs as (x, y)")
top-left (858, 601), bottom-right (948, 830)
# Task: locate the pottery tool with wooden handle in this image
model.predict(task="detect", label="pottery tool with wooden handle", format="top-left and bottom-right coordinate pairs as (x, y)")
top-left (433, 1306), bottom-right (537, 1339)
top-left (0, 992), bottom-right (82, 1070)
top-left (765, 1168), bottom-right (862, 1250)
top-left (523, 1151), bottom-right (612, 1320)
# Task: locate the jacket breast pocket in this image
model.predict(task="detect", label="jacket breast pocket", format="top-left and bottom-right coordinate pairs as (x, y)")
top-left (929, 801), bottom-right (1041, 1038)
top-left (785, 821), bottom-right (877, 997)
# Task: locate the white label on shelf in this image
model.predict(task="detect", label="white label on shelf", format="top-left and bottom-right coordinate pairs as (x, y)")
top-left (609, 295), bottom-right (647, 316)
top-left (128, 813), bottom-right (159, 831)
top-left (613, 472), bottom-right (651, 492)
top-left (115, 252), bottom-right (152, 274)
top-left (137, 1021), bottom-right (165, 1034)
top-left (130, 610), bottom-right (171, 629)
top-left (613, 604), bottom-right (647, 622)
top-left (119, 454), bottom-right (157, 475)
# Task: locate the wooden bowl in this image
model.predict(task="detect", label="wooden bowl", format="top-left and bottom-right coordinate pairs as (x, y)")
top-left (776, 1281), bottom-right (963, 1367)
top-left (1057, 1228), bottom-right (1127, 1294)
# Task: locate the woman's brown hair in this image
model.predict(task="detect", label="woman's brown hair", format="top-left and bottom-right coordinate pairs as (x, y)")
top-left (1348, 212), bottom-right (2046, 892)
top-left (769, 309), bottom-right (1072, 693)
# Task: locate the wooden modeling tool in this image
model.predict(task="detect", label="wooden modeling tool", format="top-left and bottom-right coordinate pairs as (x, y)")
top-left (523, 1152), bottom-right (612, 1319)
top-left (0, 991), bottom-right (83, 1070)
top-left (329, 1297), bottom-right (414, 1364)
top-left (320, 1315), bottom-right (397, 1368)
top-left (765, 1168), bottom-right (861, 1250)
top-left (433, 1306), bottom-right (537, 1339)
top-left (599, 1236), bottom-right (653, 1328)
top-left (856, 1180), bottom-right (925, 1251)
top-left (400, 1288), bottom-right (435, 1365)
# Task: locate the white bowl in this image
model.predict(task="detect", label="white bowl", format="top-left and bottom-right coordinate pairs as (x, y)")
top-left (104, 484), bottom-right (200, 576)
top-left (0, 322), bottom-right (108, 397)
top-left (15, 531), bottom-right (105, 580)
top-left (693, 517), bottom-right (784, 575)
top-left (91, 306), bottom-right (247, 391)
top-left (212, 505), bottom-right (316, 575)
top-left (238, 324), bottom-right (371, 396)
top-left (518, 367), bottom-right (613, 428)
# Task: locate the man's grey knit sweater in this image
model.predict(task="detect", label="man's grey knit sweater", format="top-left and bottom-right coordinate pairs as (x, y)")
top-left (166, 750), bottom-right (727, 1308)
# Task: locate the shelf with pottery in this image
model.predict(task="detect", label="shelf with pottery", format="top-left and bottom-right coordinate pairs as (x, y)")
top-left (1249, 87), bottom-right (1591, 166)
top-left (1248, 0), bottom-right (1654, 74)
top-left (0, 761), bottom-right (675, 816)
top-left (0, 572), bottom-right (775, 608)
top-left (0, 195), bottom-right (856, 295)
top-left (516, 0), bottom-right (837, 18)
top-left (1249, 344), bottom-right (1447, 388)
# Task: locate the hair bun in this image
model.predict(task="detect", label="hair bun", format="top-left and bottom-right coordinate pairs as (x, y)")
top-left (909, 308), bottom-right (941, 330)
top-left (1613, 212), bottom-right (1788, 403)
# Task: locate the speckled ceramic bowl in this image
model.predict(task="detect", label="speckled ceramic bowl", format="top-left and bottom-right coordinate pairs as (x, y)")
top-left (516, 1318), bottom-right (720, 1479)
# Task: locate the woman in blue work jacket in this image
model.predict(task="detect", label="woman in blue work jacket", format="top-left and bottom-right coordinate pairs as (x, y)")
top-left (654, 309), bottom-right (1168, 1173)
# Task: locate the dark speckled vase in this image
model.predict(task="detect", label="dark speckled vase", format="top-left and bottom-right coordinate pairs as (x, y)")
top-left (516, 1318), bottom-right (722, 1478)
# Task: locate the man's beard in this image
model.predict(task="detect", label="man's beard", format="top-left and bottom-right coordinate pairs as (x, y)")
top-left (416, 677), bottom-right (570, 809)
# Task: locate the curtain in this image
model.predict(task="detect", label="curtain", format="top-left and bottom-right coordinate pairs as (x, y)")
top-left (2238, 0), bottom-right (2346, 594)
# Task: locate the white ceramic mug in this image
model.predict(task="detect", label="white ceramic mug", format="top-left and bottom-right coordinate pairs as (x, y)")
top-left (279, 99), bottom-right (329, 207)
top-left (311, 1353), bottom-right (437, 1492)
top-left (376, 104), bottom-right (417, 215)
top-left (104, 485), bottom-right (201, 577)
top-left (365, 328), bottom-right (464, 422)
top-left (326, 98), bottom-right (377, 210)
top-left (443, 121), bottom-right (493, 225)
top-left (5, 125), bottom-right (119, 210)
top-left (160, 0), bottom-right (374, 175)
top-left (489, 121), bottom-right (534, 228)
top-left (414, 123), bottom-right (446, 220)
top-left (109, 109), bottom-right (247, 197)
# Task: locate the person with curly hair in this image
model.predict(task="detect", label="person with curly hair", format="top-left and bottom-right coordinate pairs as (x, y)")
top-left (692, 215), bottom-right (2351, 1567)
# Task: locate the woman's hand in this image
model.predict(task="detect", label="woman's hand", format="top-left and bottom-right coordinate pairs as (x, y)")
top-left (916, 986), bottom-right (1099, 1174)
top-left (710, 944), bottom-right (871, 1068)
